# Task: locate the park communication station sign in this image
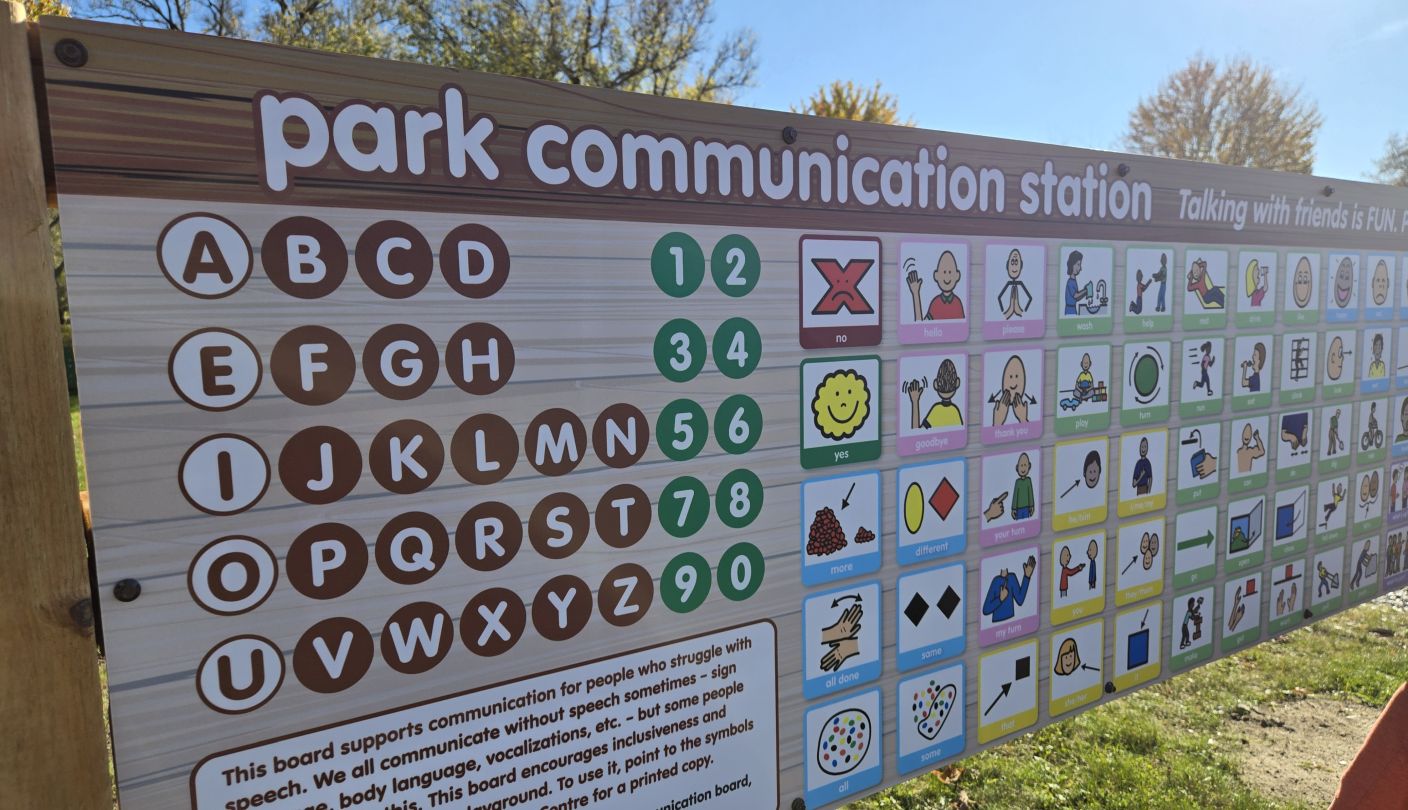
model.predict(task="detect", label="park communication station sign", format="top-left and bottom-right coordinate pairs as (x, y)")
top-left (40, 16), bottom-right (1408, 810)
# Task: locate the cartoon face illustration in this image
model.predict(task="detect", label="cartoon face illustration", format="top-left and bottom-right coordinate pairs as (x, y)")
top-left (1087, 538), bottom-right (1099, 560)
top-left (1293, 257), bottom-right (1313, 308)
top-left (935, 250), bottom-right (961, 294)
top-left (1006, 249), bottom-right (1023, 280)
top-left (1016, 452), bottom-right (1032, 479)
top-left (813, 369), bottom-right (871, 440)
top-left (1327, 336), bottom-right (1346, 381)
top-left (1053, 637), bottom-right (1081, 676)
top-left (1083, 450), bottom-right (1102, 488)
top-left (1372, 260), bottom-right (1391, 306)
top-left (1334, 257), bottom-right (1355, 307)
top-left (1004, 356), bottom-right (1027, 398)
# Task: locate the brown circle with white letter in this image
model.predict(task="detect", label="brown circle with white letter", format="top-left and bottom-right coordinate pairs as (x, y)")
top-left (262, 216), bottom-right (348, 299)
top-left (450, 414), bottom-right (518, 484)
top-left (531, 574), bottom-right (592, 641)
top-left (460, 587), bottom-right (526, 657)
top-left (369, 419), bottom-right (443, 494)
top-left (595, 484), bottom-right (652, 549)
top-left (380, 602), bottom-right (454, 674)
top-left (440, 224), bottom-right (510, 299)
top-left (597, 563), bottom-right (653, 627)
top-left (363, 323), bottom-right (439, 400)
top-left (374, 511), bottom-right (449, 586)
top-left (355, 220), bottom-right (433, 299)
top-left (293, 616), bottom-right (375, 693)
top-left (279, 425), bottom-right (362, 504)
top-left (455, 500), bottom-right (522, 572)
top-left (270, 325), bottom-right (355, 405)
top-left (285, 522), bottom-right (368, 600)
top-left (445, 322), bottom-right (515, 395)
top-left (528, 492), bottom-right (589, 559)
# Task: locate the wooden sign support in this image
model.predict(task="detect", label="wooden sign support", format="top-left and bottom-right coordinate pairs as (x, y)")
top-left (0, 2), bottom-right (113, 806)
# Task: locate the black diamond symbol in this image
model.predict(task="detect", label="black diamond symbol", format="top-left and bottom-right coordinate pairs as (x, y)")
top-left (904, 593), bottom-right (929, 626)
top-left (936, 585), bottom-right (961, 619)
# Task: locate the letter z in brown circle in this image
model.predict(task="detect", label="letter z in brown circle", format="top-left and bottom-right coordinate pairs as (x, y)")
top-left (598, 563), bottom-right (653, 627)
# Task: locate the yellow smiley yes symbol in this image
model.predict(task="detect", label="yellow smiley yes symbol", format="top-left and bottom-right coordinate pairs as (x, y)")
top-left (812, 369), bottom-right (871, 440)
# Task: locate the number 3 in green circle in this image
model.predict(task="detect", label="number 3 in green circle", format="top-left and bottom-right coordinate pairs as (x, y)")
top-left (652, 232), bottom-right (705, 298)
top-left (653, 318), bottom-right (706, 382)
top-left (712, 317), bottom-right (761, 379)
top-left (715, 468), bottom-right (763, 529)
top-left (710, 235), bottom-right (760, 297)
top-left (718, 542), bottom-right (764, 601)
top-left (714, 394), bottom-right (761, 454)
top-left (661, 552), bottom-right (712, 613)
top-left (659, 475), bottom-right (710, 537)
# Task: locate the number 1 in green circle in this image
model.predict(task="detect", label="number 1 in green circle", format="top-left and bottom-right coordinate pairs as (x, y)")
top-left (718, 542), bottom-right (764, 601)
top-left (714, 394), bottom-right (762, 454)
top-left (651, 233), bottom-right (705, 297)
top-left (712, 317), bottom-right (761, 379)
top-left (661, 552), bottom-right (711, 613)
top-left (659, 476), bottom-right (709, 537)
top-left (653, 319), bottom-right (706, 382)
top-left (710, 235), bottom-right (760, 297)
top-left (715, 468), bottom-right (763, 529)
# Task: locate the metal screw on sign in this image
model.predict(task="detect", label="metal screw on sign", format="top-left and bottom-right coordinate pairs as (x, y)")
top-left (790, 798), bottom-right (806, 810)
top-left (113, 578), bottom-right (142, 602)
top-left (781, 126), bottom-right (799, 145)
top-left (54, 38), bottom-right (89, 68)
top-left (1116, 163), bottom-right (1131, 177)
top-left (1303, 609), bottom-right (1314, 620)
top-left (1322, 185), bottom-right (1335, 197)
top-left (1104, 681), bottom-right (1116, 694)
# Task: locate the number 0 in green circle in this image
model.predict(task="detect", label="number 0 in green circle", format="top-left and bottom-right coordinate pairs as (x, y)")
top-left (661, 553), bottom-right (712, 613)
top-left (653, 319), bottom-right (706, 382)
top-left (715, 468), bottom-right (763, 529)
top-left (712, 318), bottom-right (761, 379)
top-left (718, 542), bottom-right (764, 601)
top-left (659, 476), bottom-right (710, 537)
top-left (657, 399), bottom-right (708, 460)
top-left (651, 233), bottom-right (705, 297)
top-left (714, 394), bottom-right (762, 454)
top-left (710, 235), bottom-right (760, 297)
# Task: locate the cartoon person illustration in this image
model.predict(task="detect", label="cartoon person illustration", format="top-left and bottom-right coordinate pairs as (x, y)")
top-left (1281, 412), bottom-right (1310, 454)
top-left (1332, 257), bottom-right (1355, 309)
top-left (1359, 471), bottom-right (1380, 518)
top-left (1186, 257), bottom-right (1225, 309)
top-left (1316, 561), bottom-right (1340, 596)
top-left (1063, 250), bottom-right (1088, 315)
top-left (1372, 259), bottom-right (1391, 307)
top-left (1396, 398), bottom-right (1408, 444)
top-left (1350, 539), bottom-right (1376, 589)
top-left (1370, 333), bottom-right (1387, 378)
top-left (1191, 341), bottom-right (1216, 396)
top-left (1128, 269), bottom-right (1150, 315)
top-left (982, 554), bottom-right (1036, 622)
top-left (1131, 437), bottom-right (1153, 496)
top-left (1053, 636), bottom-right (1083, 676)
top-left (1240, 342), bottom-right (1266, 393)
top-left (1086, 537), bottom-right (1099, 590)
top-left (1291, 256), bottom-right (1314, 309)
top-left (1321, 481), bottom-right (1345, 527)
top-left (1245, 258), bottom-right (1269, 308)
top-left (906, 249), bottom-right (964, 322)
top-left (1154, 253), bottom-right (1169, 312)
top-left (1393, 468), bottom-right (1401, 515)
top-left (1236, 423), bottom-right (1266, 473)
top-left (1364, 402), bottom-right (1382, 450)
top-left (1179, 596), bottom-right (1204, 649)
top-left (1011, 453), bottom-right (1035, 520)
top-left (1325, 335), bottom-right (1347, 382)
top-left (905, 358), bottom-right (963, 430)
top-left (1082, 450), bottom-right (1102, 490)
top-left (1139, 531), bottom-right (1160, 570)
top-left (997, 248), bottom-right (1033, 320)
top-left (989, 354), bottom-right (1036, 425)
top-left (1327, 408), bottom-right (1344, 456)
top-left (1057, 544), bottom-right (1086, 598)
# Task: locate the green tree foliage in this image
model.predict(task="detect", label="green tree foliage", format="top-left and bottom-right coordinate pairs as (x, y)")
top-left (793, 80), bottom-right (911, 125)
top-left (1124, 56), bottom-right (1321, 174)
top-left (24, 0), bottom-right (73, 16)
top-left (1371, 133), bottom-right (1408, 187)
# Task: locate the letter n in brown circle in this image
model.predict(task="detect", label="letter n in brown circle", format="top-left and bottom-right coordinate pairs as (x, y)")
top-left (593, 404), bottom-right (649, 468)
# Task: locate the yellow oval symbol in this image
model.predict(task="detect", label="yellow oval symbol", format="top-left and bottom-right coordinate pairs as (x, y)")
top-left (904, 482), bottom-right (924, 534)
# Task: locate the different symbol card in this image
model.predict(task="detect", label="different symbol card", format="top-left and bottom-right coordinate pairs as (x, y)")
top-left (1172, 506), bottom-right (1218, 589)
top-left (977, 639), bottom-right (1039, 743)
top-left (1051, 437), bottom-right (1109, 531)
top-left (980, 347), bottom-right (1044, 443)
top-left (1226, 494), bottom-right (1267, 573)
top-left (898, 239), bottom-right (970, 344)
top-left (1113, 601), bottom-right (1162, 690)
top-left (1054, 343), bottom-right (1112, 435)
top-left (1123, 245), bottom-right (1175, 332)
top-left (896, 458), bottom-right (968, 564)
top-left (1311, 546), bottom-right (1346, 612)
top-left (896, 351), bottom-right (969, 455)
top-left (896, 563), bottom-right (966, 670)
top-left (1221, 572), bottom-right (1264, 652)
top-left (1049, 619), bottom-right (1103, 716)
top-left (1326, 253), bottom-right (1360, 322)
top-left (897, 664), bottom-right (966, 775)
top-left (983, 243), bottom-right (1046, 340)
top-left (1057, 244), bottom-right (1114, 336)
top-left (1316, 475), bottom-right (1351, 546)
top-left (801, 471), bottom-right (883, 586)
top-left (799, 235), bottom-right (882, 348)
top-left (1170, 586), bottom-right (1216, 670)
top-left (978, 545), bottom-right (1041, 645)
top-left (1175, 422), bottom-right (1222, 505)
top-left (805, 689), bottom-right (883, 808)
top-left (979, 447), bottom-right (1042, 546)
top-left (1235, 250), bottom-right (1276, 328)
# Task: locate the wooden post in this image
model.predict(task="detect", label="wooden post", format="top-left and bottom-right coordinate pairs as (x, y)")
top-left (0, 3), bottom-right (114, 807)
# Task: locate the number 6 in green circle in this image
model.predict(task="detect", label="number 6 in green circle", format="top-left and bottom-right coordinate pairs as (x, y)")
top-left (661, 553), bottom-right (711, 613)
top-left (714, 394), bottom-right (762, 454)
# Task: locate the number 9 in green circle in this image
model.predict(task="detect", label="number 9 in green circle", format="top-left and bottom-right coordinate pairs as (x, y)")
top-left (710, 235), bottom-right (760, 297)
top-left (659, 475), bottom-right (710, 537)
top-left (715, 468), bottom-right (763, 529)
top-left (711, 317), bottom-right (761, 379)
top-left (651, 232), bottom-right (705, 297)
top-left (653, 318), bottom-right (706, 382)
top-left (657, 398), bottom-right (708, 460)
top-left (714, 394), bottom-right (762, 454)
top-left (718, 542), bottom-right (764, 601)
top-left (661, 552), bottom-right (712, 613)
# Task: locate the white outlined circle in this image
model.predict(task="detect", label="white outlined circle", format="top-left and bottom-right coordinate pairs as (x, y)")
top-left (178, 434), bottom-right (270, 516)
top-left (168, 328), bottom-right (262, 411)
top-left (188, 536), bottom-right (278, 616)
top-left (196, 635), bottom-right (284, 714)
top-left (157, 213), bottom-right (252, 298)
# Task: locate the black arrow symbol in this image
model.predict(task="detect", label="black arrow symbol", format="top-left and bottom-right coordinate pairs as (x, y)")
top-left (984, 682), bottom-right (1011, 716)
top-left (1140, 609), bottom-right (1149, 629)
top-left (1122, 555), bottom-right (1139, 575)
top-left (832, 594), bottom-right (862, 608)
top-left (841, 482), bottom-right (856, 509)
top-left (1079, 663), bottom-right (1100, 673)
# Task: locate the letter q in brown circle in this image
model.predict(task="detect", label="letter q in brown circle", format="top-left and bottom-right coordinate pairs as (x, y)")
top-left (375, 511), bottom-right (449, 586)
top-left (461, 587), bottom-right (526, 657)
top-left (293, 617), bottom-right (375, 693)
top-left (380, 602), bottom-right (454, 674)
top-left (356, 220), bottom-right (433, 298)
top-left (262, 216), bottom-right (347, 299)
top-left (363, 323), bottom-right (439, 400)
top-left (532, 574), bottom-right (592, 641)
top-left (279, 425), bottom-right (362, 504)
top-left (270, 325), bottom-right (355, 405)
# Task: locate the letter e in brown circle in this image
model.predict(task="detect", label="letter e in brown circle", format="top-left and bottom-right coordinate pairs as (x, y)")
top-left (356, 220), bottom-right (432, 298)
top-left (369, 420), bottom-right (443, 494)
top-left (593, 404), bottom-right (649, 468)
top-left (461, 588), bottom-right (526, 657)
top-left (279, 426), bottom-right (362, 504)
top-left (455, 501), bottom-right (522, 572)
top-left (531, 574), bottom-right (591, 641)
top-left (528, 492), bottom-right (588, 559)
top-left (445, 323), bottom-right (514, 395)
top-left (286, 523), bottom-right (368, 599)
top-left (450, 414), bottom-right (517, 484)
top-left (598, 563), bottom-right (653, 627)
top-left (270, 325), bottom-right (355, 405)
top-left (381, 602), bottom-right (454, 674)
top-left (595, 484), bottom-right (651, 549)
top-left (375, 512), bottom-right (449, 585)
top-left (363, 324), bottom-right (438, 400)
top-left (293, 617), bottom-right (374, 693)
top-left (525, 408), bottom-right (586, 476)
top-left (440, 224), bottom-right (509, 299)
top-left (262, 217), bottom-right (348, 299)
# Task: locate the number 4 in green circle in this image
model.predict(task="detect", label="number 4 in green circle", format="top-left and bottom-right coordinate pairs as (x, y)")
top-left (712, 318), bottom-right (761, 379)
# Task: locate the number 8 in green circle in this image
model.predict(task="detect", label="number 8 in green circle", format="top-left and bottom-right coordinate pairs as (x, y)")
top-left (715, 468), bottom-right (763, 529)
top-left (661, 553), bottom-right (711, 613)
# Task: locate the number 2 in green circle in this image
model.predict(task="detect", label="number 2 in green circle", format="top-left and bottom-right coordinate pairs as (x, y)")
top-left (657, 399), bottom-right (708, 460)
top-left (718, 542), bottom-right (764, 601)
top-left (715, 468), bottom-right (763, 529)
top-left (661, 552), bottom-right (711, 613)
top-left (651, 233), bottom-right (705, 297)
top-left (712, 317), bottom-right (761, 379)
top-left (710, 235), bottom-right (760, 297)
top-left (714, 394), bottom-right (762, 454)
top-left (653, 319), bottom-right (706, 382)
top-left (659, 476), bottom-right (710, 537)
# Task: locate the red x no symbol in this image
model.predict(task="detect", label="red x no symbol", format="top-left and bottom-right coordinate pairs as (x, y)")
top-left (811, 258), bottom-right (875, 315)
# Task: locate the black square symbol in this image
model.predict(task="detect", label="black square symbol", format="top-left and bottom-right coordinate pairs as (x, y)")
top-left (936, 585), bottom-right (961, 619)
top-left (1015, 656), bottom-right (1031, 681)
top-left (904, 593), bottom-right (929, 626)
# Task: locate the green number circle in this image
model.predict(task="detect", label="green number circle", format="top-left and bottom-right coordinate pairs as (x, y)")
top-left (711, 317), bottom-right (762, 379)
top-left (659, 476), bottom-right (710, 537)
top-left (657, 399), bottom-right (708, 461)
top-left (710, 235), bottom-right (760, 297)
top-left (651, 232), bottom-right (705, 298)
top-left (653, 319), bottom-right (707, 382)
top-left (715, 468), bottom-right (763, 529)
top-left (718, 542), bottom-right (764, 601)
top-left (714, 394), bottom-right (762, 454)
top-left (661, 552), bottom-right (712, 613)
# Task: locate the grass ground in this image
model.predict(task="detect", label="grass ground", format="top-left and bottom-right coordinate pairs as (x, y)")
top-left (851, 602), bottom-right (1408, 810)
top-left (71, 394), bottom-right (86, 490)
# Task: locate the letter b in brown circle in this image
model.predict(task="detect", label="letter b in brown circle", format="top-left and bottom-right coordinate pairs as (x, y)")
top-left (461, 588), bottom-right (526, 657)
top-left (293, 617), bottom-right (374, 693)
top-left (270, 325), bottom-right (355, 405)
top-left (279, 426), bottom-right (362, 504)
top-left (262, 216), bottom-right (347, 299)
top-left (381, 602), bottom-right (453, 674)
top-left (369, 419), bottom-right (443, 494)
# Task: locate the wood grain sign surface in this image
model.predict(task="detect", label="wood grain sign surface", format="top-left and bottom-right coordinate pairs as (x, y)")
top-left (40, 16), bottom-right (1408, 810)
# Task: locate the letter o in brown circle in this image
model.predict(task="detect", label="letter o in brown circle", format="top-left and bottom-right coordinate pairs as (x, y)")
top-left (444, 322), bottom-right (515, 395)
top-left (363, 323), bottom-right (438, 400)
top-left (531, 574), bottom-right (592, 641)
top-left (592, 403), bottom-right (649, 468)
top-left (293, 617), bottom-right (374, 693)
top-left (528, 492), bottom-right (589, 560)
top-left (369, 419), bottom-right (443, 494)
top-left (455, 501), bottom-right (522, 572)
top-left (461, 587), bottom-right (526, 657)
top-left (440, 224), bottom-right (510, 299)
top-left (355, 220), bottom-right (433, 298)
top-left (270, 325), bottom-right (356, 405)
top-left (595, 484), bottom-right (652, 549)
top-left (380, 601), bottom-right (454, 674)
top-left (286, 522), bottom-right (368, 600)
top-left (262, 216), bottom-right (348, 299)
top-left (525, 408), bottom-right (586, 476)
top-left (597, 563), bottom-right (653, 627)
top-left (375, 511), bottom-right (449, 586)
top-left (450, 414), bottom-right (518, 485)
top-left (279, 425), bottom-right (362, 504)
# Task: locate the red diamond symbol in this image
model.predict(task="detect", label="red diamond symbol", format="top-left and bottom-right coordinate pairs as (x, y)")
top-left (929, 477), bottom-right (959, 520)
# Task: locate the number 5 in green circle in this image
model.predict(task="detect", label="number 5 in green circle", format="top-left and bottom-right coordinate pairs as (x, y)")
top-left (718, 542), bottom-right (764, 601)
top-left (657, 399), bottom-right (708, 460)
top-left (714, 394), bottom-right (762, 454)
top-left (651, 232), bottom-right (705, 297)
top-left (710, 235), bottom-right (760, 297)
top-left (659, 475), bottom-right (709, 537)
top-left (715, 468), bottom-right (763, 529)
top-left (653, 319), bottom-right (706, 382)
top-left (661, 552), bottom-right (711, 613)
top-left (712, 317), bottom-right (761, 379)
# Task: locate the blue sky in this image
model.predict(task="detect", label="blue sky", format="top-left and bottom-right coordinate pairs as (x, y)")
top-left (713, 0), bottom-right (1408, 182)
